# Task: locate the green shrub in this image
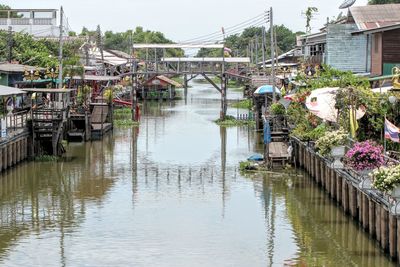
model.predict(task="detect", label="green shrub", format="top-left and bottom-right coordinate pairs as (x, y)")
top-left (315, 128), bottom-right (348, 156)
top-left (270, 103), bottom-right (286, 115)
top-left (215, 115), bottom-right (255, 127)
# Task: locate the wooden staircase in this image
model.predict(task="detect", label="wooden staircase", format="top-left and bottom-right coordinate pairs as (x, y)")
top-left (32, 109), bottom-right (67, 156)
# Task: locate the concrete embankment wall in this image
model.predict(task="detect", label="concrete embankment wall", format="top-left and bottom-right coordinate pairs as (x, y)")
top-left (0, 131), bottom-right (30, 172)
top-left (292, 138), bottom-right (400, 262)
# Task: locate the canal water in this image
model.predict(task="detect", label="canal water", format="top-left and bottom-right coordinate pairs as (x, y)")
top-left (0, 80), bottom-right (396, 266)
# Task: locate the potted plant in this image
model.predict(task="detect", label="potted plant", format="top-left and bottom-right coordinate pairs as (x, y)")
top-left (345, 140), bottom-right (385, 188)
top-left (372, 165), bottom-right (400, 198)
top-left (315, 129), bottom-right (348, 168)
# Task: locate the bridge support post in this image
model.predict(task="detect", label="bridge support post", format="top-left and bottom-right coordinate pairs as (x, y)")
top-left (131, 73), bottom-right (138, 122)
top-left (220, 74), bottom-right (227, 120)
top-left (184, 74), bottom-right (188, 104)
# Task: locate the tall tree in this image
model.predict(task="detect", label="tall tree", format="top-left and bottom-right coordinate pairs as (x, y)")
top-left (304, 7), bottom-right (318, 33)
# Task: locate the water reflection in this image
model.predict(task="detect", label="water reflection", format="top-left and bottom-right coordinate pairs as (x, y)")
top-left (0, 133), bottom-right (118, 265)
top-left (245, 170), bottom-right (396, 266)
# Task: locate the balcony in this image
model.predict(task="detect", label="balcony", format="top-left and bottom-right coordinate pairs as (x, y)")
top-left (10, 18), bottom-right (30, 25)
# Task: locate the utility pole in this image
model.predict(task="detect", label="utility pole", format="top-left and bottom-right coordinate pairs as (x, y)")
top-left (97, 25), bottom-right (105, 75)
top-left (7, 26), bottom-right (13, 63)
top-left (262, 26), bottom-right (266, 71)
top-left (255, 35), bottom-right (259, 68)
top-left (249, 41), bottom-right (254, 65)
top-left (58, 6), bottom-right (64, 89)
top-left (270, 7), bottom-right (276, 102)
top-left (131, 39), bottom-right (137, 122)
top-left (275, 30), bottom-right (279, 69)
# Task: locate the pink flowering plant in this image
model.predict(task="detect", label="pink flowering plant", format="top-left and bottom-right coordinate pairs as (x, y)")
top-left (344, 140), bottom-right (385, 171)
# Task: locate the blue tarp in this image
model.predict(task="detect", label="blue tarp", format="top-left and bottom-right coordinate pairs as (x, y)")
top-left (264, 120), bottom-right (272, 144)
top-left (247, 154), bottom-right (264, 161)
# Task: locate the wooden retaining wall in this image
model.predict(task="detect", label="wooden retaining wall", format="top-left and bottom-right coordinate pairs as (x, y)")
top-left (292, 138), bottom-right (400, 262)
top-left (0, 132), bottom-right (30, 173)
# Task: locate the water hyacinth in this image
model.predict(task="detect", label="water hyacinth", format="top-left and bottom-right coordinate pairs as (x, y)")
top-left (345, 140), bottom-right (385, 171)
top-left (372, 165), bottom-right (400, 193)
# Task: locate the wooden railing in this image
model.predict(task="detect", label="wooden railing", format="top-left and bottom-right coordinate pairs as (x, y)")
top-left (33, 18), bottom-right (53, 25)
top-left (7, 111), bottom-right (30, 130)
top-left (32, 109), bottom-right (65, 122)
top-left (266, 115), bottom-right (288, 132)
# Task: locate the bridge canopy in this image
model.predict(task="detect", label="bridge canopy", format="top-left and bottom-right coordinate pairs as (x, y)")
top-left (161, 57), bottom-right (251, 63)
top-left (132, 44), bottom-right (224, 49)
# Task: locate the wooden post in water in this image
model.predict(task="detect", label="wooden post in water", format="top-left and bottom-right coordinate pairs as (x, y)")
top-left (369, 199), bottom-right (376, 237)
top-left (2, 146), bottom-right (6, 171)
top-left (389, 214), bottom-right (397, 259)
top-left (397, 219), bottom-right (400, 262)
top-left (376, 205), bottom-right (382, 244)
top-left (220, 43), bottom-right (227, 120)
top-left (381, 208), bottom-right (389, 251)
top-left (342, 180), bottom-right (349, 213)
top-left (184, 74), bottom-right (188, 104)
top-left (362, 194), bottom-right (369, 231)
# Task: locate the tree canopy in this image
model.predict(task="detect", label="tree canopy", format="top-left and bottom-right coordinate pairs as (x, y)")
top-left (81, 26), bottom-right (184, 58)
top-left (0, 31), bottom-right (82, 67)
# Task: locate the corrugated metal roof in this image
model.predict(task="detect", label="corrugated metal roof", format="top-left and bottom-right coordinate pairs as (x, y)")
top-left (0, 85), bottom-right (25, 96)
top-left (350, 4), bottom-right (400, 30)
top-left (161, 57), bottom-right (250, 63)
top-left (156, 76), bottom-right (182, 88)
top-left (72, 75), bottom-right (120, 81)
top-left (0, 63), bottom-right (41, 73)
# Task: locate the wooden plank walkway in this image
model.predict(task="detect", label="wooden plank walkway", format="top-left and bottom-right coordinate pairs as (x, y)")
top-left (269, 142), bottom-right (290, 167)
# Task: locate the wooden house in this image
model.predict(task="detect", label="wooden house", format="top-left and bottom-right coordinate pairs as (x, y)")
top-left (23, 88), bottom-right (73, 156)
top-left (140, 75), bottom-right (182, 100)
top-left (298, 3), bottom-right (400, 75)
top-left (0, 63), bottom-right (39, 87)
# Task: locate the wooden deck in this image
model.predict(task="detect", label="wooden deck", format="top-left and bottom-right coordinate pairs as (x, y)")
top-left (268, 142), bottom-right (290, 167)
top-left (91, 123), bottom-right (112, 140)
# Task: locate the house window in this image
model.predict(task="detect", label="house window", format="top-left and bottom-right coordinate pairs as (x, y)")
top-left (309, 44), bottom-right (325, 56)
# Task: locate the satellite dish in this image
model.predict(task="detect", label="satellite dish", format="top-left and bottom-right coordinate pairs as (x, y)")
top-left (339, 0), bottom-right (356, 9)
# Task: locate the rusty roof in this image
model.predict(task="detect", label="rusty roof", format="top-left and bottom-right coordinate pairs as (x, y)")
top-left (156, 76), bottom-right (182, 88)
top-left (0, 63), bottom-right (42, 73)
top-left (350, 4), bottom-right (400, 30)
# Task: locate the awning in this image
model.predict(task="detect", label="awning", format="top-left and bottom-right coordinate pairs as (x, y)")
top-left (72, 75), bottom-right (120, 81)
top-left (22, 88), bottom-right (75, 94)
top-left (0, 85), bottom-right (26, 96)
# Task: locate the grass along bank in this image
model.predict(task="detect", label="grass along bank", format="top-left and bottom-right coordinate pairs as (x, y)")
top-left (113, 108), bottom-right (140, 127)
top-left (231, 99), bottom-right (252, 110)
top-left (215, 115), bottom-right (255, 127)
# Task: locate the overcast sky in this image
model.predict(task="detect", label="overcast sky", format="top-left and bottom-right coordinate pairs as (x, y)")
top-left (4, 0), bottom-right (368, 41)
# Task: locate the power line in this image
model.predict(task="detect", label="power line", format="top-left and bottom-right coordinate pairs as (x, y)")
top-left (184, 19), bottom-right (268, 45)
top-left (182, 19), bottom-right (268, 45)
top-left (180, 11), bottom-right (269, 44)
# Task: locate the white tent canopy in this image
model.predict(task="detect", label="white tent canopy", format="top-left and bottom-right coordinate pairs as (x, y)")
top-left (305, 87), bottom-right (366, 122)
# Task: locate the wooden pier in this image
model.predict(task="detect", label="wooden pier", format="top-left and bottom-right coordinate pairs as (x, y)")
top-left (67, 113), bottom-right (92, 142)
top-left (292, 137), bottom-right (400, 262)
top-left (23, 88), bottom-right (73, 156)
top-left (90, 103), bottom-right (113, 139)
